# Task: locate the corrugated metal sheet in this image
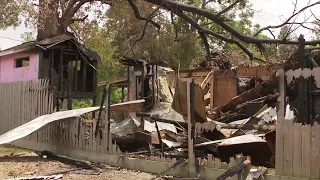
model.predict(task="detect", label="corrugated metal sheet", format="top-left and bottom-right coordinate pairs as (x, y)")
top-left (0, 107), bottom-right (100, 145)
top-left (219, 134), bottom-right (266, 147)
top-left (144, 120), bottom-right (177, 133)
top-left (148, 103), bottom-right (185, 123)
top-left (0, 99), bottom-right (146, 145)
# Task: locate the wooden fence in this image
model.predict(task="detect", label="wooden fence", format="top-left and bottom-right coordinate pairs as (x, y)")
top-left (276, 69), bottom-right (320, 179)
top-left (5, 79), bottom-right (317, 179)
top-left (0, 79), bottom-right (53, 137)
top-left (276, 121), bottom-right (320, 179)
top-left (0, 79), bottom-right (121, 154)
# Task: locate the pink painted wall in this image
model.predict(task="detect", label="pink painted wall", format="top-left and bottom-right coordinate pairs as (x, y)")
top-left (0, 51), bottom-right (39, 83)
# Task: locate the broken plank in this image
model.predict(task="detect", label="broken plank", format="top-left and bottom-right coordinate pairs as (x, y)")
top-left (216, 156), bottom-right (250, 180)
top-left (110, 99), bottom-right (145, 112)
top-left (157, 159), bottom-right (187, 178)
top-left (245, 167), bottom-right (267, 180)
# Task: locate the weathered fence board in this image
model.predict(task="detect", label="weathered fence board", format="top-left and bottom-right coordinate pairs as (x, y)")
top-left (311, 123), bottom-right (320, 178)
top-left (292, 123), bottom-right (302, 177)
top-left (283, 120), bottom-right (293, 176)
top-left (277, 122), bottom-right (320, 179)
top-left (276, 69), bottom-right (285, 175)
top-left (301, 125), bottom-right (311, 178)
top-left (0, 79), bottom-right (52, 138)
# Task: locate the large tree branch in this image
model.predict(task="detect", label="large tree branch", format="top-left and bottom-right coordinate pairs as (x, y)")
top-left (131, 3), bottom-right (162, 54)
top-left (145, 0), bottom-right (320, 45)
top-left (61, 0), bottom-right (77, 20)
top-left (310, 10), bottom-right (320, 23)
top-left (176, 10), bottom-right (256, 60)
top-left (71, 15), bottom-right (89, 23)
top-left (198, 31), bottom-right (211, 60)
top-left (128, 0), bottom-right (161, 30)
top-left (62, 0), bottom-right (111, 26)
top-left (253, 1), bottom-right (320, 37)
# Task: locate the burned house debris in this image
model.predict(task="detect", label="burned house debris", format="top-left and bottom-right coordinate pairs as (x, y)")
top-left (98, 53), bottom-right (282, 168)
top-left (98, 38), bottom-right (320, 176)
top-left (3, 35), bottom-right (320, 179)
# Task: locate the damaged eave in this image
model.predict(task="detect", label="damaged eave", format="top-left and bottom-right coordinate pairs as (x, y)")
top-left (120, 56), bottom-right (145, 66)
top-left (98, 77), bottom-right (128, 87)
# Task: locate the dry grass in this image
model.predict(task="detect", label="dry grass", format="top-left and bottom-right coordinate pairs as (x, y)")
top-left (0, 145), bottom-right (156, 180)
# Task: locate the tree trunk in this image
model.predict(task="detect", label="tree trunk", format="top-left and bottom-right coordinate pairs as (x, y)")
top-left (37, 0), bottom-right (66, 40)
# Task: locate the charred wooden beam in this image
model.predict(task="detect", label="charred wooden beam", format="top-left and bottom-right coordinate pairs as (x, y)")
top-left (67, 64), bottom-right (74, 110)
top-left (157, 158), bottom-right (187, 178)
top-left (245, 167), bottom-right (267, 180)
top-left (155, 120), bottom-right (164, 156)
top-left (298, 35), bottom-right (308, 124)
top-left (216, 156), bottom-right (251, 180)
top-left (95, 85), bottom-right (106, 138)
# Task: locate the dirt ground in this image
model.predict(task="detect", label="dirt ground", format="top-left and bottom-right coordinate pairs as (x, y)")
top-left (0, 145), bottom-right (156, 180)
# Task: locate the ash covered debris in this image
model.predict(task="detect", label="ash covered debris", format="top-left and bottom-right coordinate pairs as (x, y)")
top-left (106, 48), bottom-right (320, 174)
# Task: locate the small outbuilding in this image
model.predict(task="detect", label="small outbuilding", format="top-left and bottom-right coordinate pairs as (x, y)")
top-left (0, 33), bottom-right (100, 110)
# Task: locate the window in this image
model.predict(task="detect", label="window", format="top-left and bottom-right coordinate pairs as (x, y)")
top-left (15, 57), bottom-right (30, 68)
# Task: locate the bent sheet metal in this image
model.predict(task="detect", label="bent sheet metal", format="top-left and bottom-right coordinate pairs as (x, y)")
top-left (0, 106), bottom-right (100, 145)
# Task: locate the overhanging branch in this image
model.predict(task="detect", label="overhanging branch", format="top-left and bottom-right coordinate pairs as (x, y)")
top-left (176, 10), bottom-right (255, 60)
top-left (145, 0), bottom-right (320, 45)
top-left (128, 0), bottom-right (161, 30)
top-left (71, 15), bottom-right (89, 23)
top-left (131, 2), bottom-right (162, 54)
top-left (198, 32), bottom-right (211, 60)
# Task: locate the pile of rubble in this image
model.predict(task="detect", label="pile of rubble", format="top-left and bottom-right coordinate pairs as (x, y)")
top-left (109, 48), bottom-right (320, 169)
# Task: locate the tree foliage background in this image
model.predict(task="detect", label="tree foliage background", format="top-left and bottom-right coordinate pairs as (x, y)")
top-left (2, 0), bottom-right (319, 106)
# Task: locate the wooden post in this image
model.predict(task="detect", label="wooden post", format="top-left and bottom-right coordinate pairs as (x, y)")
top-left (155, 120), bottom-right (164, 156)
top-left (60, 50), bottom-right (63, 92)
top-left (151, 65), bottom-right (155, 107)
top-left (210, 71), bottom-right (214, 113)
top-left (187, 78), bottom-right (196, 177)
top-left (75, 53), bottom-right (79, 91)
top-left (156, 65), bottom-right (159, 102)
top-left (121, 86), bottom-right (125, 103)
top-left (92, 61), bottom-right (98, 118)
top-left (128, 66), bottom-right (137, 118)
top-left (298, 34), bottom-right (308, 124)
top-left (67, 64), bottom-right (74, 110)
top-left (275, 69), bottom-right (286, 175)
top-left (104, 84), bottom-right (112, 154)
top-left (82, 62), bottom-right (87, 91)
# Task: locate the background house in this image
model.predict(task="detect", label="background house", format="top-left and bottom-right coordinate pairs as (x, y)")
top-left (0, 33), bottom-right (100, 110)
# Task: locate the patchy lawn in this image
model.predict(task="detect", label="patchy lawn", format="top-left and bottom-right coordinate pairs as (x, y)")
top-left (0, 145), bottom-right (156, 180)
